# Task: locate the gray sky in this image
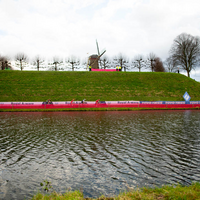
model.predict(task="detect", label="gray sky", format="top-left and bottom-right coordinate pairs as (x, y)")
top-left (0, 0), bottom-right (200, 80)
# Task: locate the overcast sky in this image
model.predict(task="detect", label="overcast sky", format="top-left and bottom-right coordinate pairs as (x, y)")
top-left (0, 0), bottom-right (200, 79)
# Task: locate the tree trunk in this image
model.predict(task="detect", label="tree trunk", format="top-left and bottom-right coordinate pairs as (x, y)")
top-left (187, 70), bottom-right (190, 77)
top-left (37, 61), bottom-right (39, 71)
top-left (20, 60), bottom-right (22, 71)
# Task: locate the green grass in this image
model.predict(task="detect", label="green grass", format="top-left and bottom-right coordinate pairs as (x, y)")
top-left (32, 190), bottom-right (83, 200)
top-left (0, 71), bottom-right (200, 102)
top-left (31, 182), bottom-right (200, 200)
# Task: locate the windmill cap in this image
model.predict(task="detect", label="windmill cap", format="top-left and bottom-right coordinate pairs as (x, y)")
top-left (89, 54), bottom-right (98, 59)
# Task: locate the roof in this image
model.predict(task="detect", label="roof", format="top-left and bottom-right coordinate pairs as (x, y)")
top-left (89, 54), bottom-right (98, 59)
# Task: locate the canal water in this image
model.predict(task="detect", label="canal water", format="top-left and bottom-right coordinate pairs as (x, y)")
top-left (0, 111), bottom-right (200, 199)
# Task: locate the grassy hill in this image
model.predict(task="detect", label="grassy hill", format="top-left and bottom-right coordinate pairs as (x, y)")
top-left (0, 71), bottom-right (200, 102)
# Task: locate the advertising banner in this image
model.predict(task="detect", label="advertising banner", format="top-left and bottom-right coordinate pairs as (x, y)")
top-left (0, 101), bottom-right (200, 109)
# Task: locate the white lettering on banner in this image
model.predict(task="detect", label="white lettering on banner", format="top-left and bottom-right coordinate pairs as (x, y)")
top-left (190, 101), bottom-right (200, 104)
top-left (151, 102), bottom-right (163, 104)
top-left (165, 101), bottom-right (185, 104)
top-left (165, 102), bottom-right (172, 104)
top-left (140, 102), bottom-right (164, 104)
top-left (141, 102), bottom-right (152, 104)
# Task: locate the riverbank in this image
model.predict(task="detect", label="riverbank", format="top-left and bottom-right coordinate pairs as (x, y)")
top-left (0, 106), bottom-right (200, 112)
top-left (31, 182), bottom-right (200, 200)
top-left (1, 71), bottom-right (200, 102)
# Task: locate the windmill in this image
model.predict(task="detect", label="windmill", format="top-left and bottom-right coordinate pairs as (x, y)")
top-left (87, 40), bottom-right (106, 69)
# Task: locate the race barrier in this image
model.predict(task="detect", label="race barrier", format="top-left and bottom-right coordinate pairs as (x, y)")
top-left (0, 100), bottom-right (200, 109)
top-left (91, 69), bottom-right (116, 72)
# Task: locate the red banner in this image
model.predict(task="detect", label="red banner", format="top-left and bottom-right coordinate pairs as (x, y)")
top-left (0, 101), bottom-right (200, 109)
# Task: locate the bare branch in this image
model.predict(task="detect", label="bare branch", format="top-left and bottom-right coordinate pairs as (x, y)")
top-left (146, 52), bottom-right (156, 72)
top-left (165, 56), bottom-right (178, 72)
top-left (113, 53), bottom-right (129, 71)
top-left (33, 55), bottom-right (45, 71)
top-left (99, 56), bottom-right (111, 69)
top-left (48, 56), bottom-right (62, 71)
top-left (15, 53), bottom-right (28, 71)
top-left (66, 56), bottom-right (80, 71)
top-left (132, 55), bottom-right (146, 72)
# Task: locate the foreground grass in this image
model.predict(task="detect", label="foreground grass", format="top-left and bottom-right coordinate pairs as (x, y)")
top-left (1, 71), bottom-right (200, 102)
top-left (31, 183), bottom-right (200, 200)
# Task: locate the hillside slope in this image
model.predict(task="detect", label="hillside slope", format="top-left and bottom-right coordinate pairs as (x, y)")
top-left (0, 71), bottom-right (200, 101)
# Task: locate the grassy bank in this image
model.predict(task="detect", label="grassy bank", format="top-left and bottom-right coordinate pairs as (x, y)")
top-left (1, 71), bottom-right (200, 102)
top-left (31, 182), bottom-right (200, 200)
top-left (1, 107), bottom-right (200, 112)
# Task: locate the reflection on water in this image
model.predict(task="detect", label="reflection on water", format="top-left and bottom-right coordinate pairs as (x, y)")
top-left (0, 111), bottom-right (200, 199)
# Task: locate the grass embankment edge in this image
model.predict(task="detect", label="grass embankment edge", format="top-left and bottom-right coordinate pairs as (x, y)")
top-left (31, 182), bottom-right (200, 200)
top-left (1, 107), bottom-right (200, 112)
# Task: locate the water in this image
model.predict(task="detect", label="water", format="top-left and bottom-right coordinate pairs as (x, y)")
top-left (0, 110), bottom-right (200, 199)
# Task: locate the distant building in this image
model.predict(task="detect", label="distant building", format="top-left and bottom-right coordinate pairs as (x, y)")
top-left (88, 54), bottom-right (99, 69)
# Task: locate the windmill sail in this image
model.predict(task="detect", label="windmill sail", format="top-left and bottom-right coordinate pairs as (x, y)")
top-left (99, 50), bottom-right (106, 58)
top-left (96, 40), bottom-right (100, 56)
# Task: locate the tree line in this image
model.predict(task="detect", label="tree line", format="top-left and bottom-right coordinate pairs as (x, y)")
top-left (0, 52), bottom-right (165, 72)
top-left (1, 33), bottom-right (200, 77)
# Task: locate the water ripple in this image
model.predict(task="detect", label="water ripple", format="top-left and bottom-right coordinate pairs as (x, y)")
top-left (0, 111), bottom-right (200, 199)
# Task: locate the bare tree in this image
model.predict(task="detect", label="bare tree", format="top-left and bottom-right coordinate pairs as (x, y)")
top-left (113, 53), bottom-right (129, 71)
top-left (53, 57), bottom-right (61, 71)
top-left (66, 56), bottom-right (80, 71)
top-left (99, 56), bottom-right (111, 69)
top-left (170, 33), bottom-right (200, 77)
top-left (48, 57), bottom-right (62, 71)
top-left (132, 55), bottom-right (146, 72)
top-left (33, 55), bottom-right (44, 71)
top-left (81, 58), bottom-right (89, 71)
top-left (154, 57), bottom-right (165, 72)
top-left (165, 56), bottom-right (178, 72)
top-left (146, 52), bottom-right (156, 72)
top-left (15, 53), bottom-right (28, 71)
